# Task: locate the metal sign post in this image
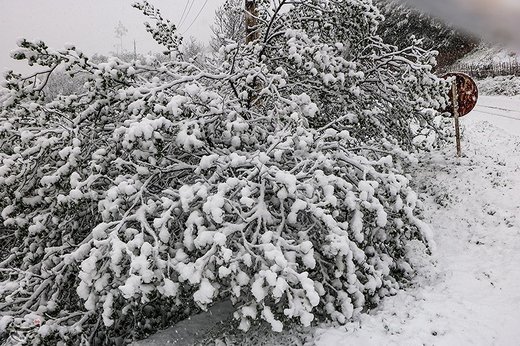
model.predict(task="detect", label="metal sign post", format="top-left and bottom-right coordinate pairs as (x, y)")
top-left (451, 82), bottom-right (462, 157)
top-left (442, 72), bottom-right (479, 158)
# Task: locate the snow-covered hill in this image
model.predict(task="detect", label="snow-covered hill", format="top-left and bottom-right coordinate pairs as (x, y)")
top-left (455, 45), bottom-right (519, 66)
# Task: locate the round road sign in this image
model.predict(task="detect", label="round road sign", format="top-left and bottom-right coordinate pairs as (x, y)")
top-left (442, 72), bottom-right (478, 117)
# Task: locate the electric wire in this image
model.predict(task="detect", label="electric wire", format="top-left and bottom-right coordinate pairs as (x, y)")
top-left (178, 0), bottom-right (190, 27)
top-left (182, 0), bottom-right (209, 35)
top-left (179, 0), bottom-right (196, 29)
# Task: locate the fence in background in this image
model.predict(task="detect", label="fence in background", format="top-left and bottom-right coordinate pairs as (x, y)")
top-left (440, 61), bottom-right (520, 79)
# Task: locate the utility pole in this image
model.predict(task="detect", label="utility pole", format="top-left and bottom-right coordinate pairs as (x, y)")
top-left (245, 0), bottom-right (259, 43)
top-left (133, 39), bottom-right (137, 61)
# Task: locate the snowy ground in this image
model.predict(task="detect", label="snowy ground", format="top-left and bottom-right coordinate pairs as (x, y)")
top-left (315, 95), bottom-right (520, 346)
top-left (137, 95), bottom-right (520, 346)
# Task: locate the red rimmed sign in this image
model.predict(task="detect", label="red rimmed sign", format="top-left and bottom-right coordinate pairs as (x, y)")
top-left (442, 72), bottom-right (478, 157)
top-left (442, 72), bottom-right (479, 117)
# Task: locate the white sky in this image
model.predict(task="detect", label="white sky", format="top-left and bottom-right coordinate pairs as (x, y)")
top-left (0, 0), bottom-right (226, 73)
top-left (1, 0), bottom-right (519, 74)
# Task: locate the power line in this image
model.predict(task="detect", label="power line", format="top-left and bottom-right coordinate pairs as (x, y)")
top-left (178, 0), bottom-right (190, 27)
top-left (179, 0), bottom-right (196, 29)
top-left (182, 0), bottom-right (209, 35)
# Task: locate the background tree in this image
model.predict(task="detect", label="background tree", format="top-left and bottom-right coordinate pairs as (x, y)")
top-left (114, 21), bottom-right (129, 55)
top-left (210, 0), bottom-right (245, 52)
top-left (181, 36), bottom-right (207, 67)
top-left (40, 52), bottom-right (172, 100)
top-left (375, 0), bottom-right (479, 68)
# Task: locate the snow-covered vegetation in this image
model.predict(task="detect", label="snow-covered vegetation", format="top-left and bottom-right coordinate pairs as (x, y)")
top-left (210, 0), bottom-right (245, 52)
top-left (0, 0), bottom-right (449, 344)
top-left (454, 45), bottom-right (519, 67)
top-left (477, 76), bottom-right (520, 96)
top-left (136, 95), bottom-right (520, 346)
top-left (314, 97), bottom-right (520, 345)
top-left (375, 0), bottom-right (478, 68)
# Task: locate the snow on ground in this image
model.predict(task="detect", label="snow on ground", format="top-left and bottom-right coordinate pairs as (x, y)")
top-left (473, 95), bottom-right (520, 135)
top-left (136, 96), bottom-right (520, 346)
top-left (315, 96), bottom-right (520, 346)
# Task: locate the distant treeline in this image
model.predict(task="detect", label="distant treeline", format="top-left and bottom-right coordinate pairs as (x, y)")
top-left (376, 0), bottom-right (479, 69)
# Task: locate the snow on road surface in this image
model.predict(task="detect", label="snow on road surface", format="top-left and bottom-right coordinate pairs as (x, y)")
top-left (137, 95), bottom-right (520, 346)
top-left (473, 95), bottom-right (520, 135)
top-left (315, 95), bottom-right (520, 346)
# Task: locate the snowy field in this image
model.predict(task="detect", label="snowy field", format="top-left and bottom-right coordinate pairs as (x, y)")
top-left (137, 95), bottom-right (520, 346)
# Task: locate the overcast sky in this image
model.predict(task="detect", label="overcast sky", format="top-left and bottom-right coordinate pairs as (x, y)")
top-left (2, 0), bottom-right (520, 74)
top-left (0, 0), bottom-right (226, 73)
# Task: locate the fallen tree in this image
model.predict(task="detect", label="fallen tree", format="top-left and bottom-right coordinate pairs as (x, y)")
top-left (0, 1), bottom-right (449, 344)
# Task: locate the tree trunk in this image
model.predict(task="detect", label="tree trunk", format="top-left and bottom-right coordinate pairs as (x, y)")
top-left (245, 0), bottom-right (259, 43)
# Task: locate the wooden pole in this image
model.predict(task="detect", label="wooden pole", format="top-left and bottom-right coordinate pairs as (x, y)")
top-left (245, 0), bottom-right (259, 44)
top-left (451, 81), bottom-right (462, 157)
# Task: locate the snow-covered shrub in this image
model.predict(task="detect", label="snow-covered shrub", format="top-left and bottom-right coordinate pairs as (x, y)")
top-left (477, 75), bottom-right (520, 96)
top-left (0, 0), bottom-right (448, 344)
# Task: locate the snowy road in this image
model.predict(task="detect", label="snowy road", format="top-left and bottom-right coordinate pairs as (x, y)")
top-left (472, 96), bottom-right (520, 135)
top-left (315, 95), bottom-right (520, 345)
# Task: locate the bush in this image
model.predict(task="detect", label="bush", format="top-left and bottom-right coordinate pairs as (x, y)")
top-left (0, 0), bottom-right (449, 344)
top-left (477, 75), bottom-right (520, 96)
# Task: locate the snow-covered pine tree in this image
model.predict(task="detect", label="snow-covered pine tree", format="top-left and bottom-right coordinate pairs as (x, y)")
top-left (0, 0), bottom-right (449, 344)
